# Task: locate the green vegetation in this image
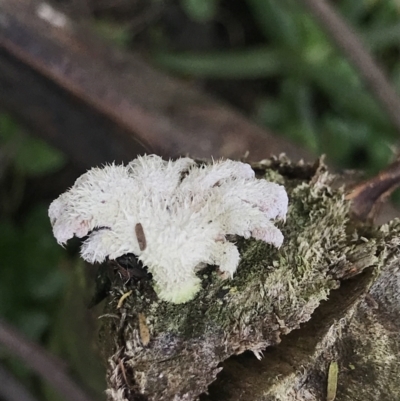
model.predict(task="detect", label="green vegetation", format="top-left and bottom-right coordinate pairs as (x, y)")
top-left (149, 0), bottom-right (400, 172)
top-left (0, 113), bottom-right (66, 335)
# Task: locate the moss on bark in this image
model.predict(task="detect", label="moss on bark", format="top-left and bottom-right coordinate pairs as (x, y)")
top-left (99, 157), bottom-right (397, 401)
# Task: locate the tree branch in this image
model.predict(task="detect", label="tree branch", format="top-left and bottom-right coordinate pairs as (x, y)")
top-left (0, 364), bottom-right (39, 401)
top-left (299, 0), bottom-right (400, 135)
top-left (0, 318), bottom-right (97, 401)
top-left (0, 0), bottom-right (311, 169)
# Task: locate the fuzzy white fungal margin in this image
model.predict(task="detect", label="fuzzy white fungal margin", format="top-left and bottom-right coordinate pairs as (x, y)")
top-left (48, 155), bottom-right (288, 303)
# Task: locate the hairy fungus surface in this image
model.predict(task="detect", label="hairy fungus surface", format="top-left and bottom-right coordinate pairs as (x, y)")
top-left (49, 155), bottom-right (287, 303)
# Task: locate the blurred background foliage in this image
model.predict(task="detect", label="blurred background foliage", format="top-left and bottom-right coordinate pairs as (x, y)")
top-left (1, 0), bottom-right (400, 399)
top-left (0, 113), bottom-right (66, 336)
top-left (147, 0), bottom-right (398, 171)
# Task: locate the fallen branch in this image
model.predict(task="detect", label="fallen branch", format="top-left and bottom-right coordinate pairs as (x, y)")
top-left (0, 0), bottom-right (311, 169)
top-left (299, 0), bottom-right (400, 136)
top-left (0, 318), bottom-right (96, 401)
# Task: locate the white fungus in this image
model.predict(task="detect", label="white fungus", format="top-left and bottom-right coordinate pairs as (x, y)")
top-left (49, 155), bottom-right (288, 303)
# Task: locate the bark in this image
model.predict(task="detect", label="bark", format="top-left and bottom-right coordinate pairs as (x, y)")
top-left (99, 157), bottom-right (400, 401)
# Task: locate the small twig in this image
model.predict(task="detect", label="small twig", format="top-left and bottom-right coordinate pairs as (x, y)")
top-left (299, 0), bottom-right (400, 134)
top-left (347, 158), bottom-right (400, 222)
top-left (0, 364), bottom-right (39, 401)
top-left (0, 318), bottom-right (96, 401)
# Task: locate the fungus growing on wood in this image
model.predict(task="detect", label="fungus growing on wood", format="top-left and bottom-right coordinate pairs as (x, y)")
top-left (48, 155), bottom-right (288, 303)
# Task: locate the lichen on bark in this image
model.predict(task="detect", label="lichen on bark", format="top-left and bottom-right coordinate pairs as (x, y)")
top-left (98, 157), bottom-right (392, 401)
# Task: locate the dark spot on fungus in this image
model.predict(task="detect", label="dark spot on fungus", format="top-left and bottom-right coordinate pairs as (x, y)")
top-left (135, 222), bottom-right (147, 251)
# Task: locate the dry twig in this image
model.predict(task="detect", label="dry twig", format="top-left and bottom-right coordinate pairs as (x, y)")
top-left (0, 318), bottom-right (96, 401)
top-left (299, 0), bottom-right (400, 135)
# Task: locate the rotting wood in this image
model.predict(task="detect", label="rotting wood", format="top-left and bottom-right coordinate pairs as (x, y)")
top-left (99, 156), bottom-right (400, 401)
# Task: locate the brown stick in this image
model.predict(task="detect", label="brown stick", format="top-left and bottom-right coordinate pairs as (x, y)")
top-left (299, 0), bottom-right (400, 135)
top-left (0, 364), bottom-right (39, 401)
top-left (347, 157), bottom-right (400, 222)
top-left (0, 0), bottom-right (311, 169)
top-left (0, 318), bottom-right (96, 401)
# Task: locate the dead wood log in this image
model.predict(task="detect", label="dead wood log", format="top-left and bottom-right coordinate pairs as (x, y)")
top-left (203, 232), bottom-right (400, 401)
top-left (98, 157), bottom-right (399, 401)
